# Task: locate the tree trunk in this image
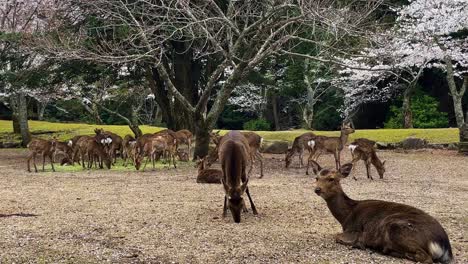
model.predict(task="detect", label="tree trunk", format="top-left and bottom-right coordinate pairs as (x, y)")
top-left (92, 103), bottom-right (103, 125)
top-left (193, 121), bottom-right (210, 160)
top-left (12, 112), bottom-right (20, 134)
top-left (402, 87), bottom-right (413, 128)
top-left (18, 92), bottom-right (31, 146)
top-left (445, 57), bottom-right (466, 128)
top-left (37, 100), bottom-right (47, 121)
top-left (302, 107), bottom-right (313, 130)
top-left (271, 93), bottom-right (280, 131)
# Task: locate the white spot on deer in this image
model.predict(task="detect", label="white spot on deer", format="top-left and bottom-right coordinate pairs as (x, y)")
top-left (307, 140), bottom-right (315, 149)
top-left (428, 241), bottom-right (444, 259)
top-left (100, 139), bottom-right (106, 144)
top-left (348, 144), bottom-right (357, 153)
top-left (260, 137), bottom-right (264, 145)
top-left (106, 138), bottom-right (113, 144)
top-left (67, 140), bottom-right (73, 147)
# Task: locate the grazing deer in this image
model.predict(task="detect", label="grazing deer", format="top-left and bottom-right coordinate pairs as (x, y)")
top-left (122, 134), bottom-right (136, 166)
top-left (27, 138), bottom-right (57, 172)
top-left (348, 138), bottom-right (386, 180)
top-left (76, 136), bottom-right (111, 169)
top-left (196, 156), bottom-right (222, 184)
top-left (175, 129), bottom-right (193, 160)
top-left (285, 132), bottom-right (316, 168)
top-left (94, 128), bottom-right (123, 165)
top-left (54, 141), bottom-right (74, 165)
top-left (306, 122), bottom-right (355, 174)
top-left (219, 131), bottom-right (258, 223)
top-left (310, 160), bottom-right (453, 264)
top-left (208, 131), bottom-right (264, 178)
top-left (69, 135), bottom-right (84, 165)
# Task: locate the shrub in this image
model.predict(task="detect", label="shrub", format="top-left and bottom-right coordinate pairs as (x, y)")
top-left (243, 118), bottom-right (272, 131)
top-left (384, 91), bottom-right (448, 129)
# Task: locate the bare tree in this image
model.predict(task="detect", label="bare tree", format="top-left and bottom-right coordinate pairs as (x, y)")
top-left (39, 0), bottom-right (383, 157)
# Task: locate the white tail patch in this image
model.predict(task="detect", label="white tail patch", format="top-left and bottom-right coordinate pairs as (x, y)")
top-left (428, 242), bottom-right (444, 259)
top-left (106, 138), bottom-right (113, 144)
top-left (67, 140), bottom-right (73, 147)
top-left (348, 144), bottom-right (357, 153)
top-left (308, 140), bottom-right (315, 149)
top-left (260, 137), bottom-right (264, 145)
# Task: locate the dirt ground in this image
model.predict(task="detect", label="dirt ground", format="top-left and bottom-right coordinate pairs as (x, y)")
top-left (0, 149), bottom-right (467, 263)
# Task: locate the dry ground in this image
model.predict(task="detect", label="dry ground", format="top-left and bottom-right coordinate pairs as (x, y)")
top-left (0, 149), bottom-right (467, 263)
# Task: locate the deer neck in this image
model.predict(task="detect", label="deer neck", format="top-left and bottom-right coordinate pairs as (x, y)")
top-left (324, 190), bottom-right (357, 227)
top-left (339, 131), bottom-right (349, 148)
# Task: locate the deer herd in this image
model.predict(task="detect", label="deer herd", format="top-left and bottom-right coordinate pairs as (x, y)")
top-left (24, 123), bottom-right (453, 263)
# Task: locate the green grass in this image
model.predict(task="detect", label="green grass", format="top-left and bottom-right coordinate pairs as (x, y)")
top-left (0, 120), bottom-right (459, 144)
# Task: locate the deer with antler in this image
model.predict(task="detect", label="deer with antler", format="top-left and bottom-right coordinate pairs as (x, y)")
top-left (306, 122), bottom-right (355, 174)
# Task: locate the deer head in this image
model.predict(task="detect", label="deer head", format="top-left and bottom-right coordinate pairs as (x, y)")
top-left (341, 122), bottom-right (355, 135)
top-left (222, 178), bottom-right (249, 223)
top-left (309, 160), bottom-right (353, 200)
top-left (377, 160), bottom-right (386, 178)
top-left (94, 128), bottom-right (104, 135)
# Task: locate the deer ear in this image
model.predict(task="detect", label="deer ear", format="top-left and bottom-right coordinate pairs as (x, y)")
top-left (382, 160), bottom-right (386, 167)
top-left (339, 163), bottom-right (353, 178)
top-left (309, 160), bottom-right (322, 175)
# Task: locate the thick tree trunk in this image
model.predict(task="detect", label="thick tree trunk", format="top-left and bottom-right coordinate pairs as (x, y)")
top-left (402, 87), bottom-right (413, 128)
top-left (302, 107), bottom-right (313, 130)
top-left (193, 121), bottom-right (210, 160)
top-left (130, 107), bottom-right (143, 138)
top-left (12, 112), bottom-right (20, 134)
top-left (18, 92), bottom-right (31, 146)
top-left (92, 103), bottom-right (103, 125)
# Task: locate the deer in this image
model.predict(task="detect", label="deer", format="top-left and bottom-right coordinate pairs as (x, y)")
top-left (348, 138), bottom-right (386, 180)
top-left (76, 136), bottom-right (111, 169)
top-left (69, 135), bottom-right (85, 165)
top-left (94, 128), bottom-right (123, 165)
top-left (134, 133), bottom-right (177, 170)
top-left (175, 129), bottom-right (193, 160)
top-left (309, 160), bottom-right (453, 264)
top-left (27, 138), bottom-right (57, 172)
top-left (306, 122), bottom-right (355, 174)
top-left (285, 132), bottom-right (316, 168)
top-left (195, 156), bottom-right (222, 184)
top-left (54, 141), bottom-right (74, 165)
top-left (138, 135), bottom-right (169, 171)
top-left (176, 149), bottom-right (189, 161)
top-left (208, 131), bottom-right (264, 178)
top-left (219, 131), bottom-right (258, 223)
top-left (122, 134), bottom-right (136, 166)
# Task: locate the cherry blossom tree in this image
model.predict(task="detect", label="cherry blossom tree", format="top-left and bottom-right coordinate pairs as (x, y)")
top-left (337, 0), bottom-right (468, 128)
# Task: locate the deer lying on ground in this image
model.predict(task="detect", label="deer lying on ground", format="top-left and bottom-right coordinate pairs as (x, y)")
top-left (27, 138), bottom-right (57, 172)
top-left (208, 131), bottom-right (264, 178)
top-left (76, 136), bottom-right (111, 169)
top-left (348, 138), bottom-right (386, 180)
top-left (196, 156), bottom-right (222, 184)
top-left (285, 132), bottom-right (316, 168)
top-left (306, 122), bottom-right (355, 174)
top-left (219, 131), bottom-right (258, 223)
top-left (310, 160), bottom-right (453, 263)
top-left (175, 129), bottom-right (193, 160)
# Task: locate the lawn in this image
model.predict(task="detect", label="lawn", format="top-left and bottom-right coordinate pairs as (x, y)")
top-left (0, 120), bottom-right (460, 144)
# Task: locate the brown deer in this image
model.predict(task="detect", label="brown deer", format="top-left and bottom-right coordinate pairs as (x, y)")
top-left (54, 141), bottom-right (74, 165)
top-left (196, 156), bottom-right (222, 184)
top-left (176, 149), bottom-right (189, 161)
top-left (285, 132), bottom-right (316, 168)
top-left (219, 131), bottom-right (258, 223)
top-left (208, 131), bottom-right (264, 178)
top-left (94, 128), bottom-right (123, 165)
top-left (309, 160), bottom-right (453, 264)
top-left (175, 129), bottom-right (193, 160)
top-left (306, 122), bottom-right (355, 174)
top-left (27, 138), bottom-right (57, 172)
top-left (76, 136), bottom-right (111, 169)
top-left (69, 135), bottom-right (84, 165)
top-left (348, 138), bottom-right (386, 180)
top-left (122, 134), bottom-right (136, 166)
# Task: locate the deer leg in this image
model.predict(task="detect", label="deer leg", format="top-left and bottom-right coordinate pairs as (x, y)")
top-left (245, 187), bottom-right (258, 215)
top-left (334, 150), bottom-right (340, 169)
top-left (42, 154), bottom-right (46, 172)
top-left (188, 140), bottom-right (191, 161)
top-left (256, 151), bottom-right (264, 178)
top-left (49, 154), bottom-right (55, 172)
top-left (222, 196), bottom-right (228, 218)
top-left (365, 159), bottom-right (373, 180)
top-left (335, 232), bottom-right (360, 247)
top-left (298, 149), bottom-right (303, 168)
top-left (172, 152), bottom-right (177, 169)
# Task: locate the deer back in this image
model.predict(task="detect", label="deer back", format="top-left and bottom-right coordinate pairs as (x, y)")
top-left (219, 131), bottom-right (250, 189)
